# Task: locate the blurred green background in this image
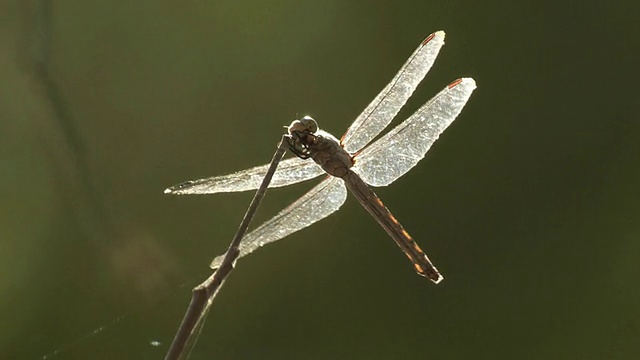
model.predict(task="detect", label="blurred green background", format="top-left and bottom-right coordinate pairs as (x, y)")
top-left (1, 0), bottom-right (639, 359)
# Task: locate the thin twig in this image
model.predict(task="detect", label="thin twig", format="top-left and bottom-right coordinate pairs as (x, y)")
top-left (26, 0), bottom-right (113, 237)
top-left (165, 134), bottom-right (291, 360)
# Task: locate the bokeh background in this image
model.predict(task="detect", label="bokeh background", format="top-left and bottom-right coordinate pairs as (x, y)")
top-left (2, 0), bottom-right (639, 359)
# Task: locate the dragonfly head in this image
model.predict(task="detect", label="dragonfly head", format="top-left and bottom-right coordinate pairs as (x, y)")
top-left (287, 116), bottom-right (319, 159)
top-left (287, 116), bottom-right (318, 135)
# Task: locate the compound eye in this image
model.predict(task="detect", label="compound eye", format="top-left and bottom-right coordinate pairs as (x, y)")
top-left (287, 119), bottom-right (303, 134)
top-left (300, 116), bottom-right (318, 133)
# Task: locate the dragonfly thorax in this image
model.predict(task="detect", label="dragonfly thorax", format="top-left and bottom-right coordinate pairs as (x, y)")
top-left (288, 116), bottom-right (354, 178)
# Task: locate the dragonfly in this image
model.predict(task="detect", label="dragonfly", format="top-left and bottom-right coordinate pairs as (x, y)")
top-left (165, 31), bottom-right (476, 283)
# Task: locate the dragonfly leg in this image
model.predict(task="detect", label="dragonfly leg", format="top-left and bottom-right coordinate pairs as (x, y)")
top-left (287, 130), bottom-right (317, 159)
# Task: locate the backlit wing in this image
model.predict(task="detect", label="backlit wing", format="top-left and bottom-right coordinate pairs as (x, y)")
top-left (165, 156), bottom-right (324, 195)
top-left (210, 177), bottom-right (347, 268)
top-left (341, 31), bottom-right (446, 154)
top-left (353, 78), bottom-right (476, 187)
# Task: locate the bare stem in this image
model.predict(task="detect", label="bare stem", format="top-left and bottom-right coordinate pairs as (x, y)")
top-left (165, 134), bottom-right (291, 360)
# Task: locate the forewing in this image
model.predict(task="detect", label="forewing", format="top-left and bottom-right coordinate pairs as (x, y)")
top-left (353, 78), bottom-right (476, 187)
top-left (210, 177), bottom-right (347, 268)
top-left (341, 31), bottom-right (446, 153)
top-left (165, 156), bottom-right (324, 195)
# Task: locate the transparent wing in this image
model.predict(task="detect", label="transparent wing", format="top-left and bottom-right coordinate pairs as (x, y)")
top-left (341, 31), bottom-right (446, 154)
top-left (165, 156), bottom-right (324, 195)
top-left (353, 78), bottom-right (477, 187)
top-left (210, 177), bottom-right (347, 268)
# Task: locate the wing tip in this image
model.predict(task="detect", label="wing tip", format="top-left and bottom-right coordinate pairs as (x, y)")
top-left (164, 181), bottom-right (195, 195)
top-left (448, 77), bottom-right (477, 90)
top-left (423, 30), bottom-right (446, 46)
